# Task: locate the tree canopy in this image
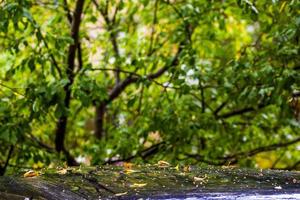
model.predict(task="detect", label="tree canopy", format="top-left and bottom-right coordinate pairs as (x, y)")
top-left (0, 0), bottom-right (299, 174)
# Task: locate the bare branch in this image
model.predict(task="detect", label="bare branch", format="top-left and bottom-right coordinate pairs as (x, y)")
top-left (92, 0), bottom-right (106, 17)
top-left (213, 101), bottom-right (228, 116)
top-left (283, 160), bottom-right (300, 170)
top-left (27, 133), bottom-right (55, 153)
top-left (186, 137), bottom-right (300, 166)
top-left (148, 0), bottom-right (159, 56)
top-left (217, 103), bottom-right (268, 118)
top-left (0, 145), bottom-right (14, 176)
top-left (103, 142), bottom-right (165, 164)
top-left (112, 0), bottom-right (122, 24)
top-left (0, 82), bottom-right (25, 97)
top-left (32, 17), bottom-right (62, 78)
top-left (63, 0), bottom-right (72, 23)
top-left (184, 153), bottom-right (226, 166)
top-left (223, 137), bottom-right (300, 160)
top-left (107, 41), bottom-right (184, 103)
top-left (93, 0), bottom-right (121, 83)
top-left (77, 42), bottom-right (83, 71)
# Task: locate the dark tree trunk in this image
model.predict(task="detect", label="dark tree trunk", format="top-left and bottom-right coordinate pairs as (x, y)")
top-left (95, 102), bottom-right (106, 139)
top-left (54, 0), bottom-right (85, 165)
top-left (55, 116), bottom-right (68, 152)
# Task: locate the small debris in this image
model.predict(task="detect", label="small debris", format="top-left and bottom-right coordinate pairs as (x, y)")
top-left (130, 183), bottom-right (147, 188)
top-left (124, 169), bottom-right (138, 174)
top-left (123, 162), bottom-right (134, 169)
top-left (157, 160), bottom-right (170, 168)
top-left (57, 168), bottom-right (68, 175)
top-left (71, 186), bottom-right (80, 191)
top-left (293, 179), bottom-right (297, 184)
top-left (274, 186), bottom-right (282, 190)
top-left (193, 174), bottom-right (208, 183)
top-left (183, 165), bottom-right (191, 172)
top-left (115, 192), bottom-right (128, 196)
top-left (23, 170), bottom-right (39, 178)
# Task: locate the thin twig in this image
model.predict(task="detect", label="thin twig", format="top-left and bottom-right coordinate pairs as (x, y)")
top-left (88, 67), bottom-right (179, 89)
top-left (103, 142), bottom-right (165, 164)
top-left (148, 0), bottom-right (159, 56)
top-left (0, 82), bottom-right (25, 97)
top-left (63, 0), bottom-right (72, 23)
top-left (33, 19), bottom-right (62, 78)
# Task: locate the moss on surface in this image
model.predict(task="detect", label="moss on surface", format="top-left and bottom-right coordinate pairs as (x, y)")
top-left (0, 165), bottom-right (299, 199)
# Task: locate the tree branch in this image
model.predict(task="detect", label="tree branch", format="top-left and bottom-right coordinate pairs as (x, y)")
top-left (0, 145), bottom-right (14, 176)
top-left (217, 103), bottom-right (268, 118)
top-left (103, 142), bottom-right (165, 164)
top-left (33, 20), bottom-right (62, 78)
top-left (186, 137), bottom-right (300, 166)
top-left (93, 0), bottom-right (122, 83)
top-left (77, 42), bottom-right (83, 71)
top-left (283, 160), bottom-right (300, 170)
top-left (213, 101), bottom-right (228, 116)
top-left (223, 137), bottom-right (300, 161)
top-left (106, 41), bottom-right (184, 104)
top-left (27, 133), bottom-right (55, 153)
top-left (184, 153), bottom-right (226, 166)
top-left (0, 82), bottom-right (25, 97)
top-left (63, 0), bottom-right (72, 23)
top-left (148, 0), bottom-right (159, 56)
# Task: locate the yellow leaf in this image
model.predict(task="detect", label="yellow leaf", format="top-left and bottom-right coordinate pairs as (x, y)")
top-left (130, 183), bottom-right (147, 188)
top-left (115, 192), bottom-right (128, 196)
top-left (57, 168), bottom-right (68, 175)
top-left (183, 165), bottom-right (191, 172)
top-left (157, 160), bottom-right (170, 167)
top-left (23, 170), bottom-right (39, 178)
top-left (124, 169), bottom-right (137, 174)
top-left (193, 174), bottom-right (208, 182)
top-left (123, 162), bottom-right (134, 169)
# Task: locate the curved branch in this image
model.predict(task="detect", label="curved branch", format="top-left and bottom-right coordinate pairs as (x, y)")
top-left (223, 137), bottom-right (300, 160)
top-left (107, 41), bottom-right (184, 104)
top-left (103, 142), bottom-right (165, 164)
top-left (217, 103), bottom-right (268, 118)
top-left (186, 137), bottom-right (300, 166)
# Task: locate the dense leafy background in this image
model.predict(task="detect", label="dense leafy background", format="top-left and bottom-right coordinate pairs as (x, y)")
top-left (0, 0), bottom-right (299, 174)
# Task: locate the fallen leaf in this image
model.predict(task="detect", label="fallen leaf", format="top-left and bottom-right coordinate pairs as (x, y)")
top-left (183, 165), bottom-right (191, 172)
top-left (123, 162), bottom-right (134, 169)
top-left (57, 168), bottom-right (68, 175)
top-left (157, 160), bottom-right (170, 167)
top-left (193, 174), bottom-right (208, 182)
top-left (71, 186), bottom-right (80, 191)
top-left (130, 183), bottom-right (147, 188)
top-left (124, 169), bottom-right (137, 174)
top-left (24, 170), bottom-right (39, 178)
top-left (115, 192), bottom-right (128, 196)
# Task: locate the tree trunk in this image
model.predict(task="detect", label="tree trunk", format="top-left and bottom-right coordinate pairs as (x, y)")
top-left (95, 102), bottom-right (106, 139)
top-left (54, 0), bottom-right (85, 165)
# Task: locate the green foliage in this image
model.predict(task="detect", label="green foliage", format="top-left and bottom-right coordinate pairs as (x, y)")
top-left (0, 0), bottom-right (299, 172)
